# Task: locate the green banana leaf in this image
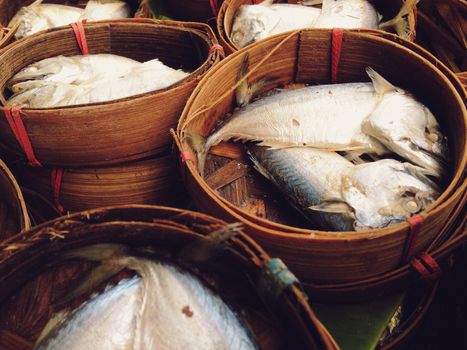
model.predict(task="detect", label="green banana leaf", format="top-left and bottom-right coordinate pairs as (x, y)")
top-left (312, 293), bottom-right (405, 350)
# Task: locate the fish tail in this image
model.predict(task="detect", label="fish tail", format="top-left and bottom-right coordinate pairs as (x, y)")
top-left (236, 54), bottom-right (251, 107)
top-left (63, 243), bottom-right (127, 262)
top-left (379, 0), bottom-right (418, 39)
top-left (54, 244), bottom-right (128, 306)
top-left (185, 131), bottom-right (209, 178)
top-left (30, 0), bottom-right (43, 8)
top-left (177, 223), bottom-right (243, 263)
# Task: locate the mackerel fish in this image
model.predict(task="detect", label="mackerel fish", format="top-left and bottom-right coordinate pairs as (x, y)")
top-left (35, 244), bottom-right (257, 350)
top-left (248, 145), bottom-right (440, 231)
top-left (9, 0), bottom-right (131, 40)
top-left (6, 54), bottom-right (190, 108)
top-left (196, 65), bottom-right (447, 179)
top-left (231, 0), bottom-right (418, 48)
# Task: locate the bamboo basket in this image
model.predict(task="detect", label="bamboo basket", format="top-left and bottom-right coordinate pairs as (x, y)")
top-left (174, 28), bottom-right (467, 286)
top-left (0, 0), bottom-right (152, 49)
top-left (160, 0), bottom-right (224, 23)
top-left (9, 153), bottom-right (186, 213)
top-left (0, 159), bottom-right (29, 239)
top-left (416, 0), bottom-right (466, 73)
top-left (0, 19), bottom-right (221, 166)
top-left (218, 0), bottom-right (418, 54)
top-left (21, 188), bottom-right (62, 226)
top-left (0, 205), bottom-right (339, 350)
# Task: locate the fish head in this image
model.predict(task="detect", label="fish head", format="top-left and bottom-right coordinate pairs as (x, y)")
top-left (343, 160), bottom-right (439, 230)
top-left (231, 5), bottom-right (279, 48)
top-left (364, 92), bottom-right (448, 178)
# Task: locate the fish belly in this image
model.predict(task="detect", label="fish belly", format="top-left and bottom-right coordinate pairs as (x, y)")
top-left (314, 0), bottom-right (380, 29)
top-left (210, 83), bottom-right (379, 152)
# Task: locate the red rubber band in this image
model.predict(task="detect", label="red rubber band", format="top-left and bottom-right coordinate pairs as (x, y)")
top-left (3, 107), bottom-right (41, 167)
top-left (331, 28), bottom-right (344, 84)
top-left (209, 44), bottom-right (225, 57)
top-left (51, 167), bottom-right (65, 214)
top-left (252, 0), bottom-right (262, 3)
top-left (209, 0), bottom-right (219, 16)
top-left (410, 253), bottom-right (441, 282)
top-left (70, 22), bottom-right (89, 55)
top-left (181, 151), bottom-right (193, 162)
top-left (401, 214), bottom-right (424, 263)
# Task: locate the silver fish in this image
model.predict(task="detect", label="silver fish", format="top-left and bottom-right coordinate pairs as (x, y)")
top-left (231, 0), bottom-right (417, 48)
top-left (9, 0), bottom-right (130, 40)
top-left (7, 55), bottom-right (190, 108)
top-left (197, 66), bottom-right (446, 178)
top-left (248, 145), bottom-right (439, 231)
top-left (248, 145), bottom-right (356, 231)
top-left (79, 0), bottom-right (131, 22)
top-left (35, 246), bottom-right (257, 350)
top-left (231, 1), bottom-right (321, 48)
top-left (9, 54), bottom-right (140, 88)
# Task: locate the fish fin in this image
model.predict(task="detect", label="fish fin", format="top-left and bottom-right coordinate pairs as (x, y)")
top-left (34, 310), bottom-right (68, 347)
top-left (29, 0), bottom-right (43, 8)
top-left (379, 0), bottom-right (419, 39)
top-left (236, 53), bottom-right (275, 106)
top-left (236, 54), bottom-right (250, 107)
top-left (342, 151), bottom-right (367, 165)
top-left (299, 0), bottom-right (323, 6)
top-left (185, 131), bottom-right (208, 178)
top-left (63, 243), bottom-right (127, 262)
top-left (309, 199), bottom-right (353, 214)
top-left (250, 77), bottom-right (275, 99)
top-left (178, 223), bottom-right (243, 263)
top-left (366, 67), bottom-right (396, 97)
top-left (55, 263), bottom-right (126, 306)
top-left (248, 152), bottom-right (273, 181)
top-left (259, 0), bottom-right (275, 6)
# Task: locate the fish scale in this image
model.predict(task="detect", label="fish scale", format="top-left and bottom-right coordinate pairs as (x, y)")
top-left (36, 256), bottom-right (257, 350)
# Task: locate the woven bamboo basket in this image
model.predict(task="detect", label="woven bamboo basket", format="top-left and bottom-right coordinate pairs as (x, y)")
top-left (9, 153), bottom-right (186, 213)
top-left (0, 205), bottom-right (339, 350)
top-left (218, 0), bottom-right (418, 54)
top-left (0, 19), bottom-right (221, 166)
top-left (0, 0), bottom-right (151, 49)
top-left (0, 159), bottom-right (29, 239)
top-left (160, 0), bottom-right (223, 22)
top-left (21, 188), bottom-right (62, 226)
top-left (174, 28), bottom-right (467, 287)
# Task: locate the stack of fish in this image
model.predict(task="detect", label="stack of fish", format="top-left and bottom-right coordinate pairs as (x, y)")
top-left (34, 244), bottom-right (258, 350)
top-left (231, 0), bottom-right (417, 48)
top-left (195, 63), bottom-right (448, 231)
top-left (6, 54), bottom-right (190, 108)
top-left (9, 0), bottom-right (131, 39)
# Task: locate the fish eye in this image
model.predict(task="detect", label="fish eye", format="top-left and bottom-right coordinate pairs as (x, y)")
top-left (232, 32), bottom-right (244, 44)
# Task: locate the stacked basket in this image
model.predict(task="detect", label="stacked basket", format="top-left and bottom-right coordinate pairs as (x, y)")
top-left (217, 0), bottom-right (418, 54)
top-left (0, 159), bottom-right (29, 239)
top-left (174, 28), bottom-right (466, 297)
top-left (0, 18), bottom-right (222, 213)
top-left (0, 0), bottom-right (152, 49)
top-left (0, 205), bottom-right (339, 350)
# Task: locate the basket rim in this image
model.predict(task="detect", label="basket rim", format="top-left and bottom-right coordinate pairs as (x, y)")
top-left (0, 204), bottom-right (340, 350)
top-left (0, 159), bottom-right (30, 231)
top-left (0, 19), bottom-right (221, 112)
top-left (176, 28), bottom-right (467, 240)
